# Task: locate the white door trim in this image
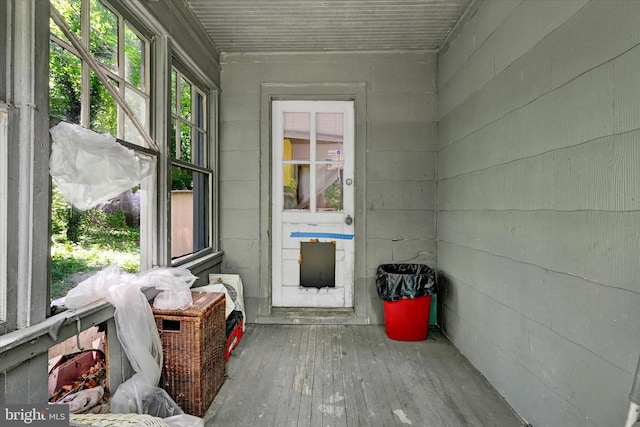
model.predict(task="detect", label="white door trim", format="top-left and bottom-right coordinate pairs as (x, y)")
top-left (272, 100), bottom-right (355, 307)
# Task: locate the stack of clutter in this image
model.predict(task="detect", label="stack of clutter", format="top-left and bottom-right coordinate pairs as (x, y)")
top-left (193, 274), bottom-right (246, 361)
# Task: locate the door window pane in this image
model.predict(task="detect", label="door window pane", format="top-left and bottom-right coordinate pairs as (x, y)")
top-left (283, 164), bottom-right (308, 210)
top-left (283, 112), bottom-right (310, 161)
top-left (316, 113), bottom-right (343, 160)
top-left (316, 164), bottom-right (343, 211)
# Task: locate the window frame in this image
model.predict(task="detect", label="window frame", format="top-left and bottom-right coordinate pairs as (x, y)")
top-left (48, 0), bottom-right (158, 301)
top-left (0, 102), bottom-right (7, 324)
top-left (169, 62), bottom-right (216, 265)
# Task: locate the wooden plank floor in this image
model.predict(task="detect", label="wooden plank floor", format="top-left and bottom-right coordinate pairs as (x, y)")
top-left (204, 325), bottom-right (524, 427)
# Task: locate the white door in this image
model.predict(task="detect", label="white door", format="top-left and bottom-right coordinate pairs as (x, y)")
top-left (272, 100), bottom-right (355, 307)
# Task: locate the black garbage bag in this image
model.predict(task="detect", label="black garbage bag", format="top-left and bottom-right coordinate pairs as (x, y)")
top-left (376, 263), bottom-right (436, 302)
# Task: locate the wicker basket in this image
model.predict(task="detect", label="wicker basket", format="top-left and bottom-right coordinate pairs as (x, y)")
top-left (70, 413), bottom-right (169, 427)
top-left (153, 292), bottom-right (226, 417)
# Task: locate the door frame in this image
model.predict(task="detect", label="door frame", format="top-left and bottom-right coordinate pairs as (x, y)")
top-left (258, 83), bottom-right (368, 323)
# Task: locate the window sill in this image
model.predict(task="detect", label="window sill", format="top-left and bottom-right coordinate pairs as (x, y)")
top-left (174, 250), bottom-right (224, 276)
top-left (0, 300), bottom-right (110, 372)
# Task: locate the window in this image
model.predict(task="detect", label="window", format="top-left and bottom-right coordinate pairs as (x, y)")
top-left (170, 67), bottom-right (212, 261)
top-left (49, 0), bottom-right (153, 303)
top-left (50, 0), bottom-right (149, 142)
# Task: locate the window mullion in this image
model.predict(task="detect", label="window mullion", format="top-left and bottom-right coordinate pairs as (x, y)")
top-left (80, 0), bottom-right (90, 127)
top-left (310, 111), bottom-right (317, 213)
top-left (117, 13), bottom-right (125, 140)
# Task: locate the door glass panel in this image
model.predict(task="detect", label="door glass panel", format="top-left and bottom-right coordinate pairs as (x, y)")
top-left (283, 112), bottom-right (310, 161)
top-left (316, 113), bottom-right (343, 160)
top-left (316, 164), bottom-right (343, 211)
top-left (283, 164), bottom-right (310, 210)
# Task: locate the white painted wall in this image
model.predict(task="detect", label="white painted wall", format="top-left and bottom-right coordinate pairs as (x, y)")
top-left (437, 1), bottom-right (640, 425)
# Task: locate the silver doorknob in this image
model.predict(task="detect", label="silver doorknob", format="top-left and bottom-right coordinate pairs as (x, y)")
top-left (345, 215), bottom-right (353, 225)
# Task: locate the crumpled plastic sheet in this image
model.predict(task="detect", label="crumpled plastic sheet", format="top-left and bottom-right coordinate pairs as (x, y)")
top-left (143, 268), bottom-right (197, 311)
top-left (49, 122), bottom-right (153, 211)
top-left (64, 265), bottom-right (202, 426)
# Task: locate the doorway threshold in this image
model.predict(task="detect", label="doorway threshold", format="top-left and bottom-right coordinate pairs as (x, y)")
top-left (257, 307), bottom-right (368, 325)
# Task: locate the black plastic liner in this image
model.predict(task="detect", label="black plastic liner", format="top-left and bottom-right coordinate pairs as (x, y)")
top-left (376, 263), bottom-right (436, 302)
top-left (226, 310), bottom-right (243, 337)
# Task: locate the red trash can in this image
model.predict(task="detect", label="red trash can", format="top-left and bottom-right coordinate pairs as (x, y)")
top-left (383, 295), bottom-right (432, 341)
top-left (376, 264), bottom-right (436, 341)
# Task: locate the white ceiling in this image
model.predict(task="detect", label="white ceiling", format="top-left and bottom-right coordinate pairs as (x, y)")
top-left (184, 0), bottom-right (473, 54)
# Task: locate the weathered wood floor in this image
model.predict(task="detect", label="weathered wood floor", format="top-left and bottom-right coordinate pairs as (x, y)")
top-left (204, 325), bottom-right (523, 427)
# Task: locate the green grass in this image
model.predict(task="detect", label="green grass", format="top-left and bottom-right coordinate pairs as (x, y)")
top-left (50, 242), bottom-right (140, 300)
top-left (50, 198), bottom-right (141, 301)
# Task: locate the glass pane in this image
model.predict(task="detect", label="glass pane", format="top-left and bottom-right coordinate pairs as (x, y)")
top-left (170, 118), bottom-right (177, 158)
top-left (50, 0), bottom-right (81, 40)
top-left (316, 164), bottom-right (343, 211)
top-left (180, 77), bottom-right (191, 121)
top-left (195, 91), bottom-right (204, 128)
top-left (283, 112), bottom-right (310, 161)
top-left (283, 164), bottom-right (310, 210)
top-left (124, 24), bottom-right (144, 90)
top-left (171, 166), bottom-right (210, 259)
top-left (316, 113), bottom-right (343, 161)
top-left (49, 41), bottom-right (82, 124)
top-left (180, 122), bottom-right (191, 162)
top-left (90, 72), bottom-right (117, 136)
top-left (124, 87), bottom-right (146, 146)
top-left (50, 182), bottom-right (141, 303)
top-left (90, 0), bottom-right (118, 73)
top-left (193, 130), bottom-right (205, 167)
top-left (171, 70), bottom-right (177, 114)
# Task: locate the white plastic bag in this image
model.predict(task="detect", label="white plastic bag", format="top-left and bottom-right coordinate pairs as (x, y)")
top-left (49, 122), bottom-right (153, 210)
top-left (65, 265), bottom-right (134, 309)
top-left (107, 283), bottom-right (163, 385)
top-left (139, 268), bottom-right (197, 311)
top-left (110, 374), bottom-right (182, 418)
